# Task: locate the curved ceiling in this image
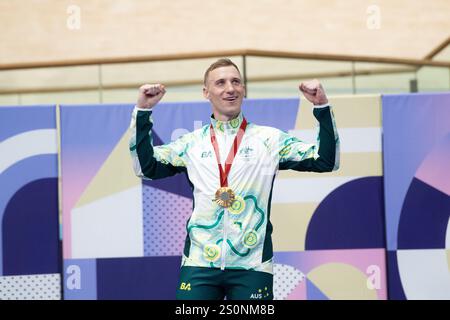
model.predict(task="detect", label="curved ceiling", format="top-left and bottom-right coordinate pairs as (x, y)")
top-left (1, 0), bottom-right (449, 66)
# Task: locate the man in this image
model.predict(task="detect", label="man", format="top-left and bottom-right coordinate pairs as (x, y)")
top-left (129, 58), bottom-right (339, 300)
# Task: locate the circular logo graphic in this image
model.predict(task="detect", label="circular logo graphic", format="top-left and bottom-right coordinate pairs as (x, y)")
top-left (243, 230), bottom-right (258, 248)
top-left (229, 196), bottom-right (246, 215)
top-left (203, 244), bottom-right (221, 262)
top-left (230, 118), bottom-right (240, 128)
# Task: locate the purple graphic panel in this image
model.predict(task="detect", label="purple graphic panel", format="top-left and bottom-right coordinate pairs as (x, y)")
top-left (382, 93), bottom-right (450, 250)
top-left (143, 186), bottom-right (192, 256)
top-left (0, 105), bottom-right (58, 277)
top-left (305, 177), bottom-right (386, 250)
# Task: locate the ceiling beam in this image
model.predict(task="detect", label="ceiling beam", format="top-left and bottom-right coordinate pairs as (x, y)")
top-left (0, 49), bottom-right (449, 71)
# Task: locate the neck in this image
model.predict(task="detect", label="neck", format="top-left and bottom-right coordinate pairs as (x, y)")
top-left (213, 111), bottom-right (240, 122)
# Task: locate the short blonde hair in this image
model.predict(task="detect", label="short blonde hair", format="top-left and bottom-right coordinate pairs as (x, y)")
top-left (203, 58), bottom-right (241, 85)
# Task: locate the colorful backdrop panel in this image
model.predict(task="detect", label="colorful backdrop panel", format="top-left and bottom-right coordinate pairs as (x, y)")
top-left (272, 95), bottom-right (384, 252)
top-left (383, 92), bottom-right (450, 299)
top-left (274, 249), bottom-right (387, 300)
top-left (271, 95), bottom-right (387, 300)
top-left (0, 105), bottom-right (60, 299)
top-left (3, 93), bottom-right (448, 300)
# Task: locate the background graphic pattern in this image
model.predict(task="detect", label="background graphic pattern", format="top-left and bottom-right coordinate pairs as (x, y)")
top-left (0, 274), bottom-right (61, 300)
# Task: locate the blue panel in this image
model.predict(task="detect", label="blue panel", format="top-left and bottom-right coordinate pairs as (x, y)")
top-left (305, 177), bottom-right (386, 250)
top-left (306, 278), bottom-right (329, 300)
top-left (64, 259), bottom-right (97, 300)
top-left (96, 256), bottom-right (181, 300)
top-left (150, 101), bottom-right (211, 144)
top-left (0, 105), bottom-right (55, 142)
top-left (386, 251), bottom-right (406, 300)
top-left (382, 93), bottom-right (450, 250)
top-left (59, 103), bottom-right (134, 158)
top-left (398, 178), bottom-right (449, 249)
top-left (0, 154), bottom-right (58, 276)
top-left (242, 98), bottom-right (299, 131)
top-left (2, 178), bottom-right (61, 275)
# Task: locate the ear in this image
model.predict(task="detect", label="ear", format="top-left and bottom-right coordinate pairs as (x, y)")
top-left (203, 86), bottom-right (209, 99)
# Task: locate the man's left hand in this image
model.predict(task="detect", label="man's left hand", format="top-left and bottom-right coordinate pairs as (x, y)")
top-left (299, 79), bottom-right (328, 106)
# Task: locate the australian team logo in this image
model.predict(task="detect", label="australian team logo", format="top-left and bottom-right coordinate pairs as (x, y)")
top-left (238, 145), bottom-right (255, 160)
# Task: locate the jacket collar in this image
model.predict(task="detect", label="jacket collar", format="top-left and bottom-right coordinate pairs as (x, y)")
top-left (210, 112), bottom-right (244, 135)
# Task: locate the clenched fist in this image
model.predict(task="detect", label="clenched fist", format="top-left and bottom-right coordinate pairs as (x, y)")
top-left (137, 84), bottom-right (166, 109)
top-left (299, 79), bottom-right (328, 106)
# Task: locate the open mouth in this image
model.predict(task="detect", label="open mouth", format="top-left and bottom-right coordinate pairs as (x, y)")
top-left (223, 96), bottom-right (238, 102)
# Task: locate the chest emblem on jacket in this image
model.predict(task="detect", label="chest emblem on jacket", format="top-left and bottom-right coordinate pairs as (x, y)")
top-left (238, 146), bottom-right (255, 159)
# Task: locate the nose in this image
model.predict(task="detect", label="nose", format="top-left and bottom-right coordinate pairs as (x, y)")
top-left (225, 81), bottom-right (235, 93)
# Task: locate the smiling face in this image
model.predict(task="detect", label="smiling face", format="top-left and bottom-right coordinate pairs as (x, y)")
top-left (203, 65), bottom-right (246, 121)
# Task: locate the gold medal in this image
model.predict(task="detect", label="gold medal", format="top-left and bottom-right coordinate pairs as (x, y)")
top-left (215, 187), bottom-right (236, 208)
top-left (210, 117), bottom-right (247, 209)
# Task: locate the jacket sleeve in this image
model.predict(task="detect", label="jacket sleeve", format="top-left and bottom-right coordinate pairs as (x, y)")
top-left (274, 105), bottom-right (340, 172)
top-left (129, 107), bottom-right (189, 180)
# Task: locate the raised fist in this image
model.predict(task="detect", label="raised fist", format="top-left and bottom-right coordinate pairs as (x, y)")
top-left (299, 79), bottom-right (328, 106)
top-left (137, 84), bottom-right (166, 109)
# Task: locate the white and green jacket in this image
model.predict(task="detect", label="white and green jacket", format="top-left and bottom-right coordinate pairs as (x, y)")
top-left (129, 104), bottom-right (339, 274)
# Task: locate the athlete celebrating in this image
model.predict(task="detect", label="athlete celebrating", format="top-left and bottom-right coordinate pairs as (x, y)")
top-left (129, 58), bottom-right (340, 300)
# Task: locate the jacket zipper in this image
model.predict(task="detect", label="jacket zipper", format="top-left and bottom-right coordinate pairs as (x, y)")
top-left (221, 208), bottom-right (228, 270)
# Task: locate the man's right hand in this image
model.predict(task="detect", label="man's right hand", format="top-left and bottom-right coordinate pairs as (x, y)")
top-left (137, 84), bottom-right (166, 109)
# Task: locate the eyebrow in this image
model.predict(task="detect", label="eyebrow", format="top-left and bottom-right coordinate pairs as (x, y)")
top-left (214, 77), bottom-right (241, 83)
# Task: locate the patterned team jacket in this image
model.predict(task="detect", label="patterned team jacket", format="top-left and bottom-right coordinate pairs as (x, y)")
top-left (129, 105), bottom-right (340, 274)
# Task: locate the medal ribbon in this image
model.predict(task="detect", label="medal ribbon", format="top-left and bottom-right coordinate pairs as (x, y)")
top-left (210, 117), bottom-right (247, 187)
